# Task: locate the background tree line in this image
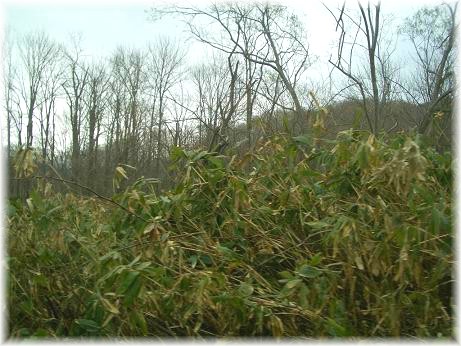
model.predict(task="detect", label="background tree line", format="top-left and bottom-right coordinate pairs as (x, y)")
top-left (3, 1), bottom-right (456, 198)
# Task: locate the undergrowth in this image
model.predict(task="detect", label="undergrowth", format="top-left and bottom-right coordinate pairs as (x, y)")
top-left (7, 129), bottom-right (453, 339)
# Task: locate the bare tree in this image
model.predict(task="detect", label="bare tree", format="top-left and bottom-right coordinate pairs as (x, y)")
top-left (256, 70), bottom-right (289, 134)
top-left (401, 3), bottom-right (457, 134)
top-left (190, 56), bottom-right (232, 147)
top-left (151, 2), bottom-right (312, 128)
top-left (17, 31), bottom-right (61, 148)
top-left (327, 1), bottom-right (400, 134)
top-left (113, 47), bottom-right (146, 166)
top-left (2, 28), bottom-right (25, 197)
top-left (147, 38), bottom-right (184, 174)
top-left (62, 35), bottom-right (90, 179)
top-left (106, 51), bottom-right (128, 174)
top-left (2, 28), bottom-right (19, 157)
top-left (208, 49), bottom-right (241, 153)
top-left (85, 61), bottom-right (109, 188)
top-left (38, 45), bottom-right (64, 165)
top-left (165, 81), bottom-right (191, 149)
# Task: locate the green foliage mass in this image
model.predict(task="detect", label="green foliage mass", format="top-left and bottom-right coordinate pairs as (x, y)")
top-left (7, 129), bottom-right (452, 339)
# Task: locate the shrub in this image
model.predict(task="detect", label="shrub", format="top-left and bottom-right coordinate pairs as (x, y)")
top-left (7, 130), bottom-right (452, 338)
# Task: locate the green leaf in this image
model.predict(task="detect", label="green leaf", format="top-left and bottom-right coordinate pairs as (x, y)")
top-left (75, 319), bottom-right (100, 332)
top-left (188, 255), bottom-right (198, 269)
top-left (217, 245), bottom-right (241, 260)
top-left (192, 150), bottom-right (209, 162)
top-left (278, 270), bottom-right (294, 280)
top-left (130, 311), bottom-right (147, 335)
top-left (326, 318), bottom-right (348, 337)
top-left (7, 202), bottom-right (17, 217)
top-left (292, 135), bottom-right (313, 146)
top-left (117, 271), bottom-right (140, 295)
top-left (298, 283), bottom-right (309, 308)
top-left (353, 143), bottom-right (369, 169)
top-left (430, 207), bottom-right (448, 234)
top-left (160, 196), bottom-right (171, 204)
top-left (285, 278), bottom-right (302, 289)
top-left (16, 328), bottom-right (31, 337)
top-left (309, 253), bottom-right (322, 266)
top-left (199, 254), bottom-right (213, 266)
top-left (207, 155), bottom-right (224, 168)
top-left (170, 146), bottom-right (185, 162)
top-left (123, 275), bottom-right (142, 307)
top-left (136, 261), bottom-right (152, 271)
top-left (33, 273), bottom-right (49, 288)
top-left (32, 328), bottom-right (48, 337)
top-left (297, 264), bottom-right (321, 278)
top-left (238, 282), bottom-right (254, 297)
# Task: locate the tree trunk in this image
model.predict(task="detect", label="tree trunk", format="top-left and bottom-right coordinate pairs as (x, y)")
top-left (26, 94), bottom-right (36, 148)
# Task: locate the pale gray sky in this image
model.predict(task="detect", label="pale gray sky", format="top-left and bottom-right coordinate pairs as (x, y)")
top-left (1, 0), bottom-right (437, 63)
top-left (2, 2), bottom-right (187, 59)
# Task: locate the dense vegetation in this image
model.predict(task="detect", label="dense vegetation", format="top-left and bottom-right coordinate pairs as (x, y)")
top-left (8, 128), bottom-right (452, 339)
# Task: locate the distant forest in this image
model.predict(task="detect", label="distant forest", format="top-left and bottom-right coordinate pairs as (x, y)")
top-left (4, 2), bottom-right (455, 196)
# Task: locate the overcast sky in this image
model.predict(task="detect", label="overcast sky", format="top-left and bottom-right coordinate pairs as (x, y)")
top-left (1, 0), bottom-right (439, 64)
